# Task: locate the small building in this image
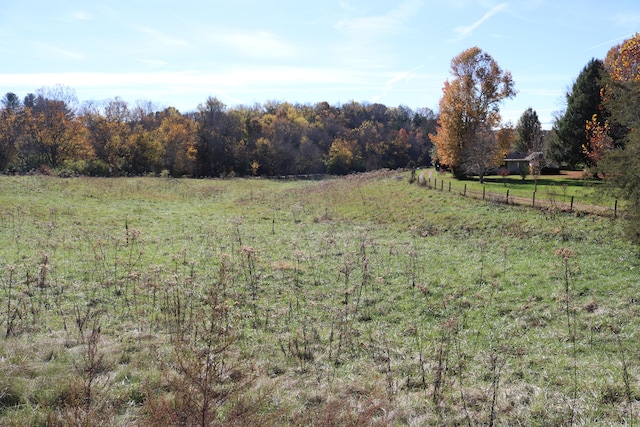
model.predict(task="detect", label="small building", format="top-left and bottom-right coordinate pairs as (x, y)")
top-left (503, 152), bottom-right (544, 174)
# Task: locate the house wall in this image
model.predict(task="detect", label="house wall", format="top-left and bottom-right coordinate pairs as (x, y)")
top-left (505, 161), bottom-right (526, 174)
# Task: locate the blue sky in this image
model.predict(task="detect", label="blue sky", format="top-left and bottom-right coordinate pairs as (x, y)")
top-left (1, 0), bottom-right (638, 128)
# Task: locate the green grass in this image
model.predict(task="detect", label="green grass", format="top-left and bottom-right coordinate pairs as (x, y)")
top-left (0, 172), bottom-right (638, 426)
top-left (419, 168), bottom-right (615, 210)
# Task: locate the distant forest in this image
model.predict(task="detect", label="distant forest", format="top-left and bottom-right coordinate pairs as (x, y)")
top-left (0, 88), bottom-right (437, 177)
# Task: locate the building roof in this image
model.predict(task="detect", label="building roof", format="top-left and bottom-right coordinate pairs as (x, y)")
top-left (504, 151), bottom-right (543, 162)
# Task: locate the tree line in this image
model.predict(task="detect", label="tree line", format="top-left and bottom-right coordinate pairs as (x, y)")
top-left (0, 90), bottom-right (437, 177)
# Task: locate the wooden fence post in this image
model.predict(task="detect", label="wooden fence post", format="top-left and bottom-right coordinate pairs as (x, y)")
top-left (570, 196), bottom-right (574, 212)
top-left (463, 184), bottom-right (467, 196)
top-left (448, 182), bottom-right (451, 192)
top-left (506, 189), bottom-right (509, 204)
top-left (615, 200), bottom-right (618, 218)
top-left (483, 186), bottom-right (486, 200)
top-left (441, 180), bottom-right (444, 191)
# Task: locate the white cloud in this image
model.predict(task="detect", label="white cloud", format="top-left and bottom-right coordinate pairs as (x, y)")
top-left (137, 26), bottom-right (190, 48)
top-left (71, 12), bottom-right (92, 21)
top-left (0, 67), bottom-right (366, 92)
top-left (208, 30), bottom-right (297, 59)
top-left (137, 58), bottom-right (169, 67)
top-left (332, 0), bottom-right (423, 69)
top-left (452, 2), bottom-right (509, 42)
top-left (336, 0), bottom-right (422, 37)
top-left (0, 68), bottom-right (381, 109)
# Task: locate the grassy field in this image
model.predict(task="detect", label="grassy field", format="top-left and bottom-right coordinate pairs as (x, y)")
top-left (0, 171), bottom-right (638, 426)
top-left (417, 169), bottom-right (617, 212)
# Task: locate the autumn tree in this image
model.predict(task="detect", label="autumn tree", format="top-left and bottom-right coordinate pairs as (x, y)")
top-left (326, 137), bottom-right (360, 175)
top-left (599, 33), bottom-right (640, 242)
top-left (548, 59), bottom-right (605, 168)
top-left (0, 93), bottom-right (22, 170)
top-left (262, 102), bottom-right (310, 175)
top-left (82, 97), bottom-right (132, 174)
top-left (577, 34), bottom-right (640, 172)
top-left (584, 114), bottom-right (614, 165)
top-left (604, 32), bottom-right (640, 83)
top-left (123, 125), bottom-right (162, 174)
top-left (158, 107), bottom-right (197, 176)
top-left (600, 33), bottom-right (640, 146)
top-left (195, 97), bottom-right (243, 177)
top-left (3, 86), bottom-right (439, 176)
top-left (430, 46), bottom-right (516, 179)
top-left (22, 87), bottom-right (93, 169)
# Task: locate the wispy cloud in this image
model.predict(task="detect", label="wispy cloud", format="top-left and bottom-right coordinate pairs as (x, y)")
top-left (336, 0), bottom-right (422, 37)
top-left (208, 30), bottom-right (297, 59)
top-left (137, 58), bottom-right (168, 67)
top-left (36, 43), bottom-right (85, 61)
top-left (71, 12), bottom-right (92, 21)
top-left (589, 33), bottom-right (636, 50)
top-left (452, 2), bottom-right (509, 42)
top-left (338, 1), bottom-right (358, 13)
top-left (137, 26), bottom-right (190, 48)
top-left (333, 0), bottom-right (423, 68)
top-left (372, 67), bottom-right (423, 102)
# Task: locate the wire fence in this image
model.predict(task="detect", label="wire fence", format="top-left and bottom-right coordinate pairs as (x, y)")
top-left (420, 176), bottom-right (620, 218)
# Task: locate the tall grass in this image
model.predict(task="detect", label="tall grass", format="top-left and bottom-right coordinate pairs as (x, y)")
top-left (0, 172), bottom-right (637, 425)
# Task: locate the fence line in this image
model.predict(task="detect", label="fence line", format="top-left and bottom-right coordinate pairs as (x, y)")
top-left (422, 177), bottom-right (618, 218)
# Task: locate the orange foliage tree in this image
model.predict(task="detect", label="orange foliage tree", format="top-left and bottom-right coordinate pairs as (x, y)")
top-left (584, 33), bottom-right (640, 167)
top-left (24, 97), bottom-right (93, 169)
top-left (604, 32), bottom-right (640, 83)
top-left (430, 47), bottom-right (516, 178)
top-left (583, 114), bottom-right (614, 165)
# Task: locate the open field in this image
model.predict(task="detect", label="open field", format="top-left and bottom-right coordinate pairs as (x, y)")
top-left (0, 171), bottom-right (638, 426)
top-left (416, 169), bottom-right (622, 218)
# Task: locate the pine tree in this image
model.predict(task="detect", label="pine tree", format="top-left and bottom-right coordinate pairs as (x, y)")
top-left (548, 59), bottom-right (605, 168)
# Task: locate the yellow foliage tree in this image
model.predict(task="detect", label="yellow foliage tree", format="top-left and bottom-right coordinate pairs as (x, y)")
top-left (430, 47), bottom-right (516, 179)
top-left (585, 33), bottom-right (640, 167)
top-left (159, 108), bottom-right (197, 176)
top-left (604, 32), bottom-right (640, 82)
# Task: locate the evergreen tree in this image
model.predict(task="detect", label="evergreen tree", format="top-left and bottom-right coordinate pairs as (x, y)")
top-left (548, 59), bottom-right (605, 168)
top-left (514, 108), bottom-right (543, 154)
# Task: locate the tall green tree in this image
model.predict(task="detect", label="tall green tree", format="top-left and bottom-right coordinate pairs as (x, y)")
top-left (430, 46), bottom-right (516, 179)
top-left (515, 108), bottom-right (543, 154)
top-left (548, 59), bottom-right (605, 168)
